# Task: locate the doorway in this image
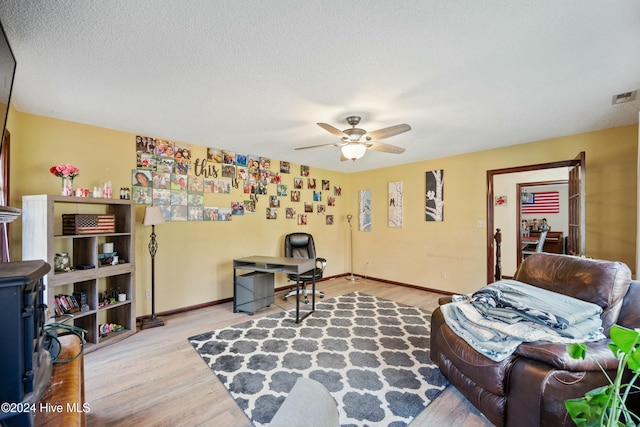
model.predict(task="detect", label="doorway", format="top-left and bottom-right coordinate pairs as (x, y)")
top-left (486, 153), bottom-right (585, 283)
top-left (517, 180), bottom-right (568, 269)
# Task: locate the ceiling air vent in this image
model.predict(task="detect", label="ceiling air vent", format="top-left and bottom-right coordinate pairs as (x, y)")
top-left (611, 90), bottom-right (637, 105)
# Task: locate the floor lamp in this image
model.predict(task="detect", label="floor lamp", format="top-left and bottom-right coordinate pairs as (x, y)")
top-left (141, 206), bottom-right (166, 329)
top-left (346, 214), bottom-right (358, 282)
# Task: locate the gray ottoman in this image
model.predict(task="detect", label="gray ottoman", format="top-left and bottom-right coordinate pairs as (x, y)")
top-left (269, 377), bottom-right (339, 427)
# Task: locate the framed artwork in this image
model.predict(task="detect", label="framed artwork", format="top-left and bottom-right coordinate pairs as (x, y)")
top-left (426, 170), bottom-right (444, 221)
top-left (359, 189), bottom-right (372, 231)
top-left (388, 181), bottom-right (403, 227)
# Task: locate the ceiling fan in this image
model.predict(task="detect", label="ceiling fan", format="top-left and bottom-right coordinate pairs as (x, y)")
top-left (295, 116), bottom-right (411, 161)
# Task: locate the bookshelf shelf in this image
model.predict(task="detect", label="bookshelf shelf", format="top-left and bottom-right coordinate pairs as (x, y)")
top-left (22, 195), bottom-right (136, 352)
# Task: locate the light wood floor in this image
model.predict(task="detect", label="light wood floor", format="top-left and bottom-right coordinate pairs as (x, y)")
top-left (84, 277), bottom-right (494, 426)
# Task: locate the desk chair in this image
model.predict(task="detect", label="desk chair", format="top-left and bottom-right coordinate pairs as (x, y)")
top-left (283, 233), bottom-right (326, 304)
top-left (522, 229), bottom-right (548, 259)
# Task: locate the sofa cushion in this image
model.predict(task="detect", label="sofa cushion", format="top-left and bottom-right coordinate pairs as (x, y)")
top-left (514, 253), bottom-right (631, 331)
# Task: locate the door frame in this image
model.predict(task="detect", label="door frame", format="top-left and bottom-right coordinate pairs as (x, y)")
top-left (486, 155), bottom-right (584, 284)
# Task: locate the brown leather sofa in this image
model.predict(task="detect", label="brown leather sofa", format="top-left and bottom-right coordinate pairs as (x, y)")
top-left (430, 253), bottom-right (640, 427)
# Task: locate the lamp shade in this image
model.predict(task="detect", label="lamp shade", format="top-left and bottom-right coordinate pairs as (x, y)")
top-left (143, 206), bottom-right (166, 226)
top-left (341, 143), bottom-right (367, 161)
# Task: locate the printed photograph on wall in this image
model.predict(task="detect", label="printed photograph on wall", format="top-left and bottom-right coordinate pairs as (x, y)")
top-left (171, 205), bottom-right (188, 221)
top-left (204, 207), bottom-right (219, 221)
top-left (188, 206), bottom-right (203, 221)
top-left (304, 202), bottom-right (313, 213)
top-left (426, 169), bottom-right (444, 221)
top-left (280, 161), bottom-right (290, 173)
top-left (133, 187), bottom-right (152, 204)
top-left (243, 200), bottom-right (256, 213)
top-left (231, 202), bottom-right (245, 215)
top-left (388, 181), bottom-right (403, 227)
top-left (137, 152), bottom-right (155, 170)
top-left (218, 207), bottom-right (233, 221)
top-left (359, 189), bottom-right (372, 231)
top-left (132, 169), bottom-right (152, 187)
top-left (136, 135), bottom-right (156, 154)
top-left (206, 147), bottom-right (222, 163)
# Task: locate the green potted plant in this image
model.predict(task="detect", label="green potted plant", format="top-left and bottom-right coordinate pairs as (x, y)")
top-left (565, 325), bottom-right (640, 427)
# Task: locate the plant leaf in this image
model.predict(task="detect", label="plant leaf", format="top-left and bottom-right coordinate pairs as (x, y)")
top-left (567, 342), bottom-right (587, 360)
top-left (610, 325), bottom-right (640, 354)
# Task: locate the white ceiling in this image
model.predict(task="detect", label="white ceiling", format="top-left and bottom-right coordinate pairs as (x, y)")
top-left (0, 1), bottom-right (638, 173)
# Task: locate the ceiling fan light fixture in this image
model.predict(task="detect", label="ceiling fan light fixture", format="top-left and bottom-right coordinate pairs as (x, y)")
top-left (341, 143), bottom-right (367, 161)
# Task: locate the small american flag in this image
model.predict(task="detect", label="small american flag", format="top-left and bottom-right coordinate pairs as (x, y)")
top-left (521, 191), bottom-right (560, 214)
top-left (63, 214), bottom-right (115, 235)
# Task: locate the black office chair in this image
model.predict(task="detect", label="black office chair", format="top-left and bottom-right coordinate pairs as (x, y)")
top-left (283, 233), bottom-right (326, 304)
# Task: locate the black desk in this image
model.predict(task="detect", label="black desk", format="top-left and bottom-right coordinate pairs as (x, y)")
top-left (233, 256), bottom-right (316, 323)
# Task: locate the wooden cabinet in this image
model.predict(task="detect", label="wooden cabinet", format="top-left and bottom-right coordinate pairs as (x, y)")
top-left (22, 195), bottom-right (135, 352)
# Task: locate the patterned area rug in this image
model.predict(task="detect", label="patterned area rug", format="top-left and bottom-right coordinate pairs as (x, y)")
top-left (188, 292), bottom-right (448, 426)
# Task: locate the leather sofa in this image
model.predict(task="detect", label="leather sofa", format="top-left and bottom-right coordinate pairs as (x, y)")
top-left (430, 252), bottom-right (640, 427)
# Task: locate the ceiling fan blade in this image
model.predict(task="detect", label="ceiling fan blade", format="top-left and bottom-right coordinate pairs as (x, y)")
top-left (366, 141), bottom-right (406, 154)
top-left (317, 122), bottom-right (348, 138)
top-left (366, 124), bottom-right (411, 140)
top-left (294, 143), bottom-right (339, 150)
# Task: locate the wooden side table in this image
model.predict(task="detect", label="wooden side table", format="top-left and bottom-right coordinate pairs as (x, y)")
top-left (35, 334), bottom-right (86, 427)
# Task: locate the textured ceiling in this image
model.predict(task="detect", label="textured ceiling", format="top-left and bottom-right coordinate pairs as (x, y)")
top-left (0, 1), bottom-right (639, 172)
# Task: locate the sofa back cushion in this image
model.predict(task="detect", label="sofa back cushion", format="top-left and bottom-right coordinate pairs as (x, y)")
top-left (514, 253), bottom-right (631, 331)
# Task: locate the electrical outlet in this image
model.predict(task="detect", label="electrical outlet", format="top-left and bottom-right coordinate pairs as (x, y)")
top-left (146, 289), bottom-right (152, 299)
top-left (441, 272), bottom-right (447, 280)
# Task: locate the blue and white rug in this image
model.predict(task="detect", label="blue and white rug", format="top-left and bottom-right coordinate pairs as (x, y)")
top-left (188, 292), bottom-right (448, 426)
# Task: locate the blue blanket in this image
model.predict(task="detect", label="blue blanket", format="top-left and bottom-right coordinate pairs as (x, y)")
top-left (441, 280), bottom-right (605, 362)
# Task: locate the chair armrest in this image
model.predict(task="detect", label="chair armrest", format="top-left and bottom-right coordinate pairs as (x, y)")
top-left (316, 257), bottom-right (327, 273)
top-left (515, 339), bottom-right (618, 371)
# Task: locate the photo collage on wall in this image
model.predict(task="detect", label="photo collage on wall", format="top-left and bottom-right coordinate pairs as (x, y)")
top-left (134, 135), bottom-right (341, 224)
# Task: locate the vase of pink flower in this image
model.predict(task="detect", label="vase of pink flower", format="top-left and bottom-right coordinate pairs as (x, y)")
top-left (50, 164), bottom-right (80, 196)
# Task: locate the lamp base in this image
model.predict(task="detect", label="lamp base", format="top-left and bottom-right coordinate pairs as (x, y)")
top-left (347, 274), bottom-right (359, 282)
top-left (141, 315), bottom-right (165, 329)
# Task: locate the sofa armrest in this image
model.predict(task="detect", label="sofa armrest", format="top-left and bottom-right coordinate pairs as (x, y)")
top-left (438, 296), bottom-right (453, 305)
top-left (515, 339), bottom-right (618, 371)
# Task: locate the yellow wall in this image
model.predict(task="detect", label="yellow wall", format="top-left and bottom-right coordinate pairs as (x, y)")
top-left (8, 111), bottom-right (349, 316)
top-left (350, 126), bottom-right (637, 293)
top-left (7, 108), bottom-right (638, 314)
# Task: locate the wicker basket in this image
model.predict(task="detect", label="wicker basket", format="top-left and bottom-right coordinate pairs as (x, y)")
top-left (62, 214), bottom-right (115, 235)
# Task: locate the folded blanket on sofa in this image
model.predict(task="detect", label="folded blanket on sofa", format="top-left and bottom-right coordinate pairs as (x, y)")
top-left (441, 280), bottom-right (606, 362)
top-left (470, 279), bottom-right (602, 330)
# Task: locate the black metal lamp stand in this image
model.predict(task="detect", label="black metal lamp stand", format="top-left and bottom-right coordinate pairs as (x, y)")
top-left (142, 207), bottom-right (165, 329)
